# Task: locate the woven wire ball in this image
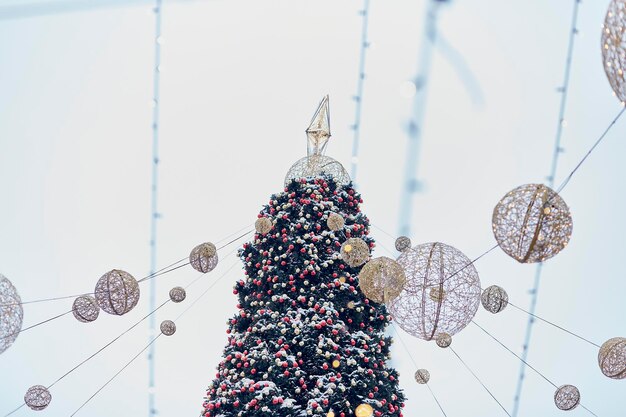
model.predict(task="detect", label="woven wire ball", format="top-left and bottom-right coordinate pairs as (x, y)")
top-left (598, 337), bottom-right (626, 379)
top-left (492, 184), bottom-right (572, 263)
top-left (327, 212), bottom-right (345, 231)
top-left (395, 236), bottom-right (411, 252)
top-left (414, 369), bottom-right (430, 384)
top-left (24, 385), bottom-right (52, 411)
top-left (554, 385), bottom-right (580, 411)
top-left (340, 238), bottom-right (370, 268)
top-left (602, 0), bottom-right (626, 102)
top-left (160, 320), bottom-right (176, 336)
top-left (255, 217), bottom-right (273, 235)
top-left (436, 332), bottom-right (452, 348)
top-left (358, 257), bottom-right (406, 304)
top-left (285, 155), bottom-right (351, 187)
top-left (189, 242), bottom-right (219, 273)
top-left (0, 274), bottom-right (23, 355)
top-left (94, 269), bottom-right (140, 316)
top-left (389, 242), bottom-right (481, 341)
top-left (481, 285), bottom-right (509, 314)
top-left (72, 295), bottom-right (100, 323)
top-left (169, 286), bottom-right (186, 303)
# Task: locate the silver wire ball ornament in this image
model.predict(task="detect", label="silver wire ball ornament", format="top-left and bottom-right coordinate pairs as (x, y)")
top-left (169, 286), bottom-right (186, 303)
top-left (492, 184), bottom-right (572, 263)
top-left (94, 269), bottom-right (140, 316)
top-left (554, 385), bottom-right (580, 411)
top-left (72, 295), bottom-right (100, 323)
top-left (189, 242), bottom-right (219, 273)
top-left (414, 369), bottom-right (430, 384)
top-left (481, 285), bottom-right (509, 314)
top-left (435, 333), bottom-right (452, 348)
top-left (24, 385), bottom-right (52, 411)
top-left (0, 274), bottom-right (23, 355)
top-left (358, 257), bottom-right (406, 304)
top-left (160, 320), bottom-right (176, 336)
top-left (388, 242), bottom-right (481, 341)
top-left (395, 236), bottom-right (411, 252)
top-left (327, 212), bottom-right (345, 231)
top-left (284, 155), bottom-right (351, 187)
top-left (255, 217), bottom-right (273, 235)
top-left (602, 0), bottom-right (626, 102)
top-left (598, 337), bottom-right (626, 379)
top-left (340, 238), bottom-right (370, 268)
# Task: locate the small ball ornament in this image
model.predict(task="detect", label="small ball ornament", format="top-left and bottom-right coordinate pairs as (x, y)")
top-left (598, 337), bottom-right (626, 379)
top-left (332, 360), bottom-right (340, 368)
top-left (358, 257), bottom-right (406, 303)
top-left (481, 285), bottom-right (509, 314)
top-left (0, 274), bottom-right (23, 355)
top-left (395, 236), bottom-right (411, 252)
top-left (189, 242), bottom-right (219, 273)
top-left (327, 213), bottom-right (345, 231)
top-left (285, 155), bottom-right (351, 187)
top-left (492, 184), bottom-right (572, 263)
top-left (436, 333), bottom-right (452, 348)
top-left (94, 270), bottom-right (140, 316)
top-left (24, 385), bottom-right (52, 411)
top-left (169, 286), bottom-right (186, 303)
top-left (602, 0), bottom-right (626, 102)
top-left (355, 403), bottom-right (374, 417)
top-left (160, 320), bottom-right (176, 336)
top-left (340, 238), bottom-right (370, 268)
top-left (72, 295), bottom-right (100, 323)
top-left (554, 385), bottom-right (580, 411)
top-left (255, 217), bottom-right (273, 235)
top-left (414, 369), bottom-right (430, 384)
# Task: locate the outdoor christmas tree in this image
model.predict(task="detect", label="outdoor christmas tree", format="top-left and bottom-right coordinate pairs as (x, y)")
top-left (201, 97), bottom-right (405, 417)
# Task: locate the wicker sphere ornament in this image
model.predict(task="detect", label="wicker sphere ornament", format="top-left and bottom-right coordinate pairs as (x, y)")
top-left (481, 285), bottom-right (509, 314)
top-left (0, 274), bottom-right (23, 355)
top-left (189, 242), bottom-right (219, 273)
top-left (354, 403), bottom-right (374, 417)
top-left (285, 155), bottom-right (351, 187)
top-left (340, 238), bottom-right (370, 268)
top-left (389, 242), bottom-right (481, 341)
top-left (414, 369), bottom-right (430, 384)
top-left (24, 385), bottom-right (52, 411)
top-left (160, 320), bottom-right (176, 336)
top-left (169, 286), bottom-right (186, 303)
top-left (72, 295), bottom-right (100, 323)
top-left (395, 236), bottom-right (411, 252)
top-left (602, 0), bottom-right (626, 102)
top-left (326, 212), bottom-right (345, 231)
top-left (598, 337), bottom-right (626, 379)
top-left (358, 257), bottom-right (406, 304)
top-left (554, 385), bottom-right (580, 411)
top-left (492, 184), bottom-right (572, 263)
top-left (255, 217), bottom-right (273, 235)
top-left (436, 332), bottom-right (452, 348)
top-left (94, 269), bottom-right (140, 316)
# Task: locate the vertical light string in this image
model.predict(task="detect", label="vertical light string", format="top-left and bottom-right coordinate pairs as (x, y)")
top-left (511, 1), bottom-right (580, 415)
top-left (148, 0), bottom-right (163, 416)
top-left (350, 0), bottom-right (371, 185)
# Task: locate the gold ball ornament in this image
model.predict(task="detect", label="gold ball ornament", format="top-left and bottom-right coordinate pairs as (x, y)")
top-left (436, 333), bottom-right (452, 348)
top-left (24, 385), bottom-right (52, 411)
top-left (189, 242), bottom-right (219, 273)
top-left (340, 238), bottom-right (370, 268)
top-left (332, 359), bottom-right (340, 368)
top-left (395, 236), bottom-right (411, 252)
top-left (0, 274), bottom-right (23, 355)
top-left (355, 403), bottom-right (374, 417)
top-left (481, 285), bottom-right (509, 314)
top-left (160, 320), bottom-right (176, 336)
top-left (327, 412), bottom-right (335, 417)
top-left (602, 0), bottom-right (626, 102)
top-left (389, 242), bottom-right (481, 341)
top-left (285, 155), bottom-right (351, 187)
top-left (94, 270), bottom-right (140, 316)
top-left (327, 212), bottom-right (345, 231)
top-left (169, 286), bottom-right (186, 303)
top-left (72, 295), bottom-right (100, 323)
top-left (414, 369), bottom-right (430, 384)
top-left (554, 385), bottom-right (580, 411)
top-left (255, 217), bottom-right (273, 235)
top-left (492, 184), bottom-right (572, 263)
top-left (598, 337), bottom-right (626, 379)
top-left (358, 257), bottom-right (406, 303)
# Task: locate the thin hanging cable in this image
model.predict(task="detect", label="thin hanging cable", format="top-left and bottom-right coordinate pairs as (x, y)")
top-left (350, 0), bottom-right (371, 184)
top-left (472, 321), bottom-right (599, 417)
top-left (449, 347), bottom-right (512, 417)
top-left (0, 309), bottom-right (72, 340)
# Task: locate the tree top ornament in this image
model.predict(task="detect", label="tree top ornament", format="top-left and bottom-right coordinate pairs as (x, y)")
top-left (306, 94), bottom-right (331, 157)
